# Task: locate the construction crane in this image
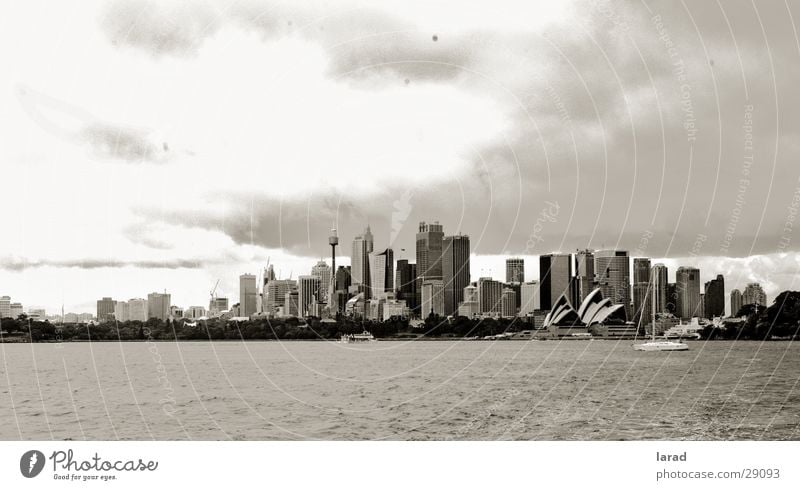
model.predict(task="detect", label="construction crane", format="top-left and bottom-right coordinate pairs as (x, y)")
top-left (209, 279), bottom-right (220, 314)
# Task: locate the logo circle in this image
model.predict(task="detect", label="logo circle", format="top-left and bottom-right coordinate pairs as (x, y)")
top-left (20, 450), bottom-right (45, 478)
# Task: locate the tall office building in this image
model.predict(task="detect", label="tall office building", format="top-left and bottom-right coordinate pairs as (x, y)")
top-left (575, 249), bottom-right (595, 304)
top-left (311, 260), bottom-right (332, 302)
top-left (652, 263), bottom-right (668, 314)
top-left (704, 274), bottom-right (725, 318)
top-left (209, 297), bottom-right (228, 316)
top-left (351, 226), bottom-right (374, 294)
top-left (675, 266), bottom-right (701, 319)
top-left (742, 283), bottom-right (767, 307)
top-left (298, 275), bottom-right (321, 317)
top-left (239, 273), bottom-right (257, 317)
top-left (96, 297), bottom-right (116, 322)
top-left (128, 298), bottom-right (148, 322)
top-left (9, 303), bottom-right (23, 319)
top-left (114, 301), bottom-right (130, 322)
top-left (632, 258), bottom-right (651, 323)
top-left (284, 289), bottom-right (299, 317)
top-left (539, 254), bottom-right (573, 310)
top-left (730, 289), bottom-right (743, 316)
top-left (421, 279), bottom-right (445, 317)
top-left (595, 250), bottom-right (631, 317)
top-left (519, 281), bottom-right (540, 316)
top-left (478, 277), bottom-right (504, 315)
top-left (265, 279), bottom-right (294, 315)
top-left (369, 248), bottom-right (394, 297)
top-left (0, 296), bottom-right (10, 318)
top-left (501, 288), bottom-right (517, 318)
top-left (442, 235), bottom-right (470, 316)
top-left (395, 260), bottom-right (417, 312)
top-left (335, 266), bottom-right (352, 293)
top-left (505, 257), bottom-right (524, 283)
top-left (147, 292), bottom-right (171, 321)
top-left (415, 221), bottom-right (444, 312)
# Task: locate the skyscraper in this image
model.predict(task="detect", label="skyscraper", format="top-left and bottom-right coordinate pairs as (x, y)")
top-left (505, 257), bottom-right (524, 283)
top-left (351, 225), bottom-right (374, 298)
top-left (114, 301), bottom-right (129, 322)
top-left (265, 279), bottom-right (294, 315)
top-left (575, 249), bottom-right (595, 304)
top-left (239, 273), bottom-right (257, 317)
top-left (421, 279), bottom-right (445, 317)
top-left (539, 253), bottom-right (573, 310)
top-left (442, 234), bottom-right (470, 316)
top-left (675, 266), bottom-right (701, 319)
top-left (501, 288), bottom-right (517, 318)
top-left (478, 277), bottom-right (504, 315)
top-left (96, 297), bottom-right (116, 322)
top-left (369, 248), bottom-right (394, 297)
top-left (298, 275), bottom-right (321, 317)
top-left (730, 289), bottom-right (743, 316)
top-left (742, 283), bottom-right (767, 307)
top-left (395, 260), bottom-right (417, 312)
top-left (519, 281), bottom-right (540, 316)
top-left (335, 266), bottom-right (352, 293)
top-left (0, 296), bottom-right (10, 319)
top-left (595, 250), bottom-right (631, 317)
top-left (416, 221), bottom-right (444, 315)
top-left (704, 274), bottom-right (725, 318)
top-left (147, 292), bottom-right (171, 321)
top-left (632, 258), bottom-right (651, 323)
top-left (311, 260), bottom-right (331, 302)
top-left (652, 263), bottom-right (668, 314)
top-left (128, 298), bottom-right (148, 322)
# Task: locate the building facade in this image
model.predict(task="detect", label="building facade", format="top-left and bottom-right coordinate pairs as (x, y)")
top-left (442, 235), bottom-right (470, 317)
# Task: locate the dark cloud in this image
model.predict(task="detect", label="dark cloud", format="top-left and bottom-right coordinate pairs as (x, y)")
top-left (0, 257), bottom-right (204, 271)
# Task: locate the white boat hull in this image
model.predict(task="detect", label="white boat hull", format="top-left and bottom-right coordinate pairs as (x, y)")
top-left (634, 341), bottom-right (689, 351)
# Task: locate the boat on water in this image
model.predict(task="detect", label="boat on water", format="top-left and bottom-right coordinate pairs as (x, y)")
top-left (633, 266), bottom-right (689, 352)
top-left (663, 318), bottom-right (704, 340)
top-left (340, 331), bottom-right (377, 343)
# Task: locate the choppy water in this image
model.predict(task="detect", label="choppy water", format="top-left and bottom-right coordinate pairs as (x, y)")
top-left (1, 340), bottom-right (798, 440)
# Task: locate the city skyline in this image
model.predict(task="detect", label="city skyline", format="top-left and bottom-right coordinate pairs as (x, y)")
top-left (2, 0), bottom-right (800, 315)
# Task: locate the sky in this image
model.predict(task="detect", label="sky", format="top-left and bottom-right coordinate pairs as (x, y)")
top-left (1, 0), bottom-right (800, 313)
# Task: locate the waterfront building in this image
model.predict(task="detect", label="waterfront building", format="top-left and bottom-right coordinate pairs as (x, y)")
top-left (730, 289), bottom-right (743, 316)
top-left (501, 288), bottom-right (517, 318)
top-left (675, 266), bottom-right (701, 319)
top-left (442, 235), bottom-right (470, 316)
top-left (539, 254), bottom-right (573, 311)
top-left (369, 248), bottom-right (394, 296)
top-left (351, 225), bottom-right (374, 298)
top-left (239, 273), bottom-right (257, 317)
top-left (147, 292), bottom-right (171, 321)
top-left (114, 301), bottom-right (130, 322)
top-left (519, 281), bottom-right (540, 316)
top-left (505, 257), bottom-right (524, 283)
top-left (311, 260), bottom-right (332, 302)
top-left (575, 249), bottom-right (595, 304)
top-left (704, 274), bottom-right (725, 318)
top-left (298, 275), bottom-right (321, 317)
top-left (421, 279), bottom-right (445, 317)
top-left (0, 296), bottom-right (10, 318)
top-left (394, 260), bottom-right (417, 312)
top-left (742, 283), bottom-right (767, 307)
top-left (96, 297), bottom-right (116, 322)
top-left (478, 277), bottom-right (504, 315)
top-left (594, 250), bottom-right (631, 318)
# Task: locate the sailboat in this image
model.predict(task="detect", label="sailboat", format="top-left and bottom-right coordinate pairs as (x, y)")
top-left (634, 265), bottom-right (689, 352)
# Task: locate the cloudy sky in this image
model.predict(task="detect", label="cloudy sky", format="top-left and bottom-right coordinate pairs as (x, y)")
top-left (2, 0), bottom-right (800, 313)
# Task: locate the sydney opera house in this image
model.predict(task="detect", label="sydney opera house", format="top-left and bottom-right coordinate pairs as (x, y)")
top-left (541, 288), bottom-right (635, 338)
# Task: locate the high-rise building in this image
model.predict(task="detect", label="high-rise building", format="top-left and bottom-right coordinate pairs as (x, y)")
top-left (0, 296), bottom-right (10, 318)
top-left (575, 249), bottom-right (595, 304)
top-left (505, 257), bottom-right (524, 283)
top-left (394, 260), bottom-right (417, 311)
top-left (595, 250), bottom-right (631, 317)
top-left (704, 274), bottom-right (725, 318)
top-left (96, 297), bottom-right (116, 322)
top-left (239, 274), bottom-right (257, 317)
top-left (284, 289), bottom-right (299, 317)
top-left (311, 260), bottom-right (332, 302)
top-left (632, 258), bottom-right (651, 323)
top-left (126, 298), bottom-right (147, 322)
top-left (298, 275), bottom-right (321, 317)
top-left (442, 235), bottom-right (470, 316)
top-left (478, 277), bottom-right (504, 315)
top-left (335, 265), bottom-right (352, 293)
top-left (421, 279), bottom-right (445, 317)
top-left (458, 283), bottom-right (480, 317)
top-left (665, 282), bottom-right (678, 315)
top-left (147, 292), bottom-right (171, 321)
top-left (114, 301), bottom-right (130, 322)
top-left (675, 266), bottom-right (701, 319)
top-left (416, 221), bottom-right (444, 311)
top-left (539, 254), bottom-right (573, 310)
top-left (185, 306), bottom-right (206, 319)
top-left (208, 297), bottom-right (228, 316)
top-left (369, 248), bottom-right (394, 297)
top-left (652, 263), bottom-right (668, 314)
top-left (27, 308), bottom-right (45, 320)
top-left (519, 281), bottom-right (540, 316)
top-left (501, 288), bottom-right (517, 318)
top-left (730, 289), bottom-right (743, 316)
top-left (351, 226), bottom-right (374, 298)
top-left (742, 283), bottom-right (767, 307)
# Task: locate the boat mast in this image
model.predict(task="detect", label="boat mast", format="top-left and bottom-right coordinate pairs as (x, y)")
top-left (651, 265), bottom-right (656, 341)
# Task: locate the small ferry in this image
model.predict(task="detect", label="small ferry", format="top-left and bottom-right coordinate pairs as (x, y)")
top-left (340, 331), bottom-right (377, 343)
